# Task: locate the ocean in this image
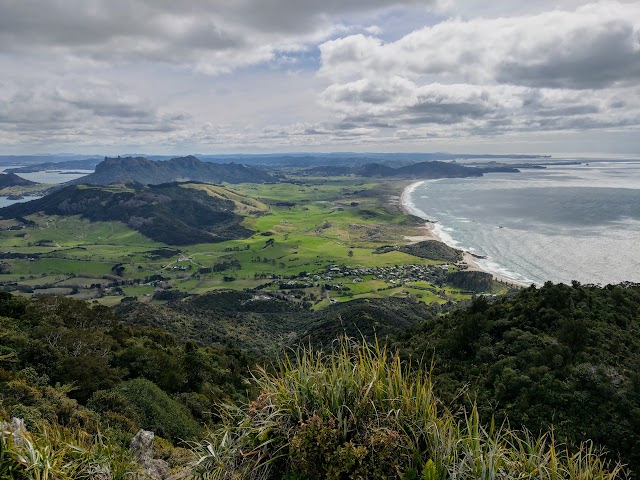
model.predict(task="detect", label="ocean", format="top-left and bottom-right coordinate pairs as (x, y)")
top-left (0, 168), bottom-right (92, 207)
top-left (404, 160), bottom-right (640, 286)
top-left (9, 169), bottom-right (93, 184)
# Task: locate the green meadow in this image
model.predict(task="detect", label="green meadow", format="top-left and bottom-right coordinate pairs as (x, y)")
top-left (0, 178), bottom-right (479, 306)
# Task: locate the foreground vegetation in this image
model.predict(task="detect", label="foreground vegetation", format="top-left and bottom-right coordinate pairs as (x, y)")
top-left (192, 340), bottom-right (625, 479)
top-left (0, 420), bottom-right (140, 480)
top-left (2, 282), bottom-right (639, 478)
top-left (397, 281), bottom-right (640, 474)
top-left (0, 293), bottom-right (250, 446)
top-left (1, 339), bottom-right (626, 480)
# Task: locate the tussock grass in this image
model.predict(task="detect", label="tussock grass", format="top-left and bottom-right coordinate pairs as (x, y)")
top-left (192, 338), bottom-right (627, 479)
top-left (0, 421), bottom-right (138, 480)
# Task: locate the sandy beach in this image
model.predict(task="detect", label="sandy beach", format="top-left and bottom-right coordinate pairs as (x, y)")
top-left (400, 181), bottom-right (530, 288)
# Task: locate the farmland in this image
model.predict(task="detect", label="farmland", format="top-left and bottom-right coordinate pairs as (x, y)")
top-left (0, 179), bottom-right (500, 307)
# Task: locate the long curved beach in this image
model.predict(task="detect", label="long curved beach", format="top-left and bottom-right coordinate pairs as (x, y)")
top-left (400, 161), bottom-right (640, 287)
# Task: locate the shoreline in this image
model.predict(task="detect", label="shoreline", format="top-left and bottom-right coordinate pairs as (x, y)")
top-left (400, 180), bottom-right (530, 288)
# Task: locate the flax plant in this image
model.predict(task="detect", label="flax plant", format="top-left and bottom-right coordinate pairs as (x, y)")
top-left (0, 421), bottom-right (139, 480)
top-left (192, 338), bottom-right (627, 480)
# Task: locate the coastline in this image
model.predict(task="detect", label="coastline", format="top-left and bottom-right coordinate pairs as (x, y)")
top-left (400, 180), bottom-right (530, 288)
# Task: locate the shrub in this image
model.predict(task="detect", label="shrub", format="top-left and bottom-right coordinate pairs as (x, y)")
top-left (191, 339), bottom-right (626, 480)
top-left (0, 418), bottom-right (138, 480)
top-left (89, 378), bottom-right (201, 443)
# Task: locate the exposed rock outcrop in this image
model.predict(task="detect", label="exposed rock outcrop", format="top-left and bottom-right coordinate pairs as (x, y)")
top-left (131, 429), bottom-right (172, 480)
top-left (0, 417), bottom-right (27, 447)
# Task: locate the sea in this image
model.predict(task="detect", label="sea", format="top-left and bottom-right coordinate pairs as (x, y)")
top-left (404, 160), bottom-right (640, 286)
top-left (0, 168), bottom-right (92, 207)
top-left (3, 169), bottom-right (93, 185)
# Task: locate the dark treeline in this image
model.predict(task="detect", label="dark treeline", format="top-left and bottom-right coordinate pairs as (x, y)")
top-left (395, 281), bottom-right (640, 474)
top-left (0, 293), bottom-right (251, 444)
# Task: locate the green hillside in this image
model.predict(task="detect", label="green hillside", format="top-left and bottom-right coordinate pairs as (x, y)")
top-left (0, 290), bottom-right (631, 479)
top-left (0, 182), bottom-right (252, 245)
top-left (396, 281), bottom-right (640, 474)
top-left (0, 178), bottom-right (488, 306)
top-left (0, 172), bottom-right (36, 188)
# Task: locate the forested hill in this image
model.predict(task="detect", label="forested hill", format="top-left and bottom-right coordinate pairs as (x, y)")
top-left (0, 292), bottom-right (251, 444)
top-left (395, 281), bottom-right (640, 474)
top-left (0, 183), bottom-right (253, 245)
top-left (66, 155), bottom-right (279, 186)
top-left (117, 292), bottom-right (437, 354)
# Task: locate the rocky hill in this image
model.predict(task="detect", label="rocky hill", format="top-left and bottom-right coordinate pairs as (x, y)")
top-left (0, 172), bottom-right (37, 187)
top-left (67, 155), bottom-right (278, 185)
top-left (0, 182), bottom-right (253, 245)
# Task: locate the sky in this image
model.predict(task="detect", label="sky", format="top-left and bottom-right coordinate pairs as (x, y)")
top-left (1, 0), bottom-right (639, 156)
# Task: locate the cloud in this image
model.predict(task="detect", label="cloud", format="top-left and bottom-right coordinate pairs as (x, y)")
top-left (1, 0), bottom-right (639, 154)
top-left (320, 2), bottom-right (640, 89)
top-left (313, 1), bottom-right (640, 143)
top-left (0, 0), bottom-right (436, 74)
top-left (0, 82), bottom-right (188, 148)
top-left (320, 77), bottom-right (640, 137)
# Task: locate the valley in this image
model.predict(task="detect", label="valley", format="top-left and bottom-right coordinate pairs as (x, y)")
top-left (0, 177), bottom-right (507, 307)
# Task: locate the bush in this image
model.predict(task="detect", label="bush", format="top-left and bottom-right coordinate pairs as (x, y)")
top-left (90, 378), bottom-right (201, 443)
top-left (191, 339), bottom-right (625, 479)
top-left (0, 418), bottom-right (139, 480)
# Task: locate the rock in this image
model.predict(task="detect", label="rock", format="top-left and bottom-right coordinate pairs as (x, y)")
top-left (11, 418), bottom-right (27, 447)
top-left (0, 418), bottom-right (28, 448)
top-left (131, 429), bottom-right (171, 480)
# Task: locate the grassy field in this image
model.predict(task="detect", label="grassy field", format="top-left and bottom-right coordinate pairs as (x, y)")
top-left (0, 178), bottom-right (483, 306)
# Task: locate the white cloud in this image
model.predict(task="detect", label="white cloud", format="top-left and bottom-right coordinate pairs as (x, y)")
top-left (0, 81), bottom-right (189, 149)
top-left (320, 2), bottom-right (640, 89)
top-left (319, 77), bottom-right (640, 137)
top-left (0, 0), bottom-right (639, 154)
top-left (315, 1), bottom-right (640, 143)
top-left (0, 0), bottom-right (436, 74)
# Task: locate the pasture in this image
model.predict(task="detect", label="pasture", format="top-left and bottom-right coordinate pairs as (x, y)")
top-left (0, 178), bottom-right (479, 306)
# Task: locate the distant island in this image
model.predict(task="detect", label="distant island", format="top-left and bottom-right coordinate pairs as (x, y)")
top-left (5, 157), bottom-right (102, 173)
top-left (0, 152), bottom-right (554, 169)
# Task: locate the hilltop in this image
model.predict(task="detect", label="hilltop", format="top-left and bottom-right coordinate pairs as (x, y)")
top-left (0, 182), bottom-right (253, 245)
top-left (0, 290), bottom-right (626, 480)
top-left (67, 155), bottom-right (278, 185)
top-left (0, 172), bottom-right (37, 188)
